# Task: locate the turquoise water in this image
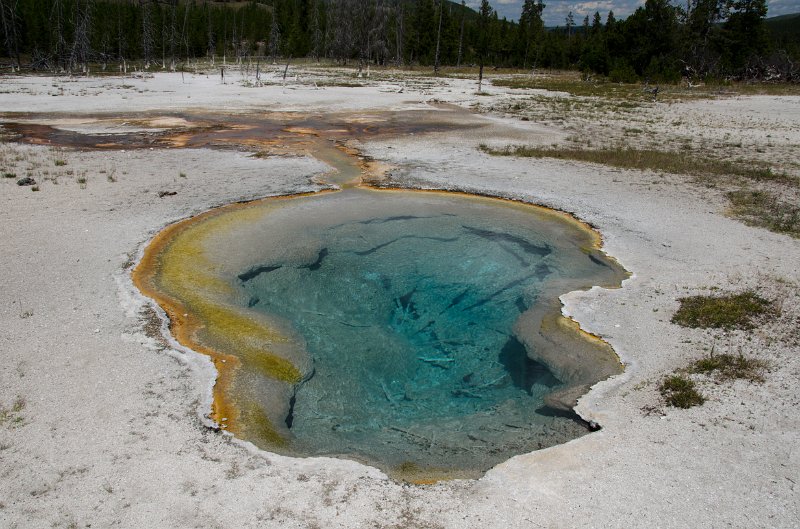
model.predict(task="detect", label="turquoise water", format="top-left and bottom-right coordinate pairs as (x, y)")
top-left (235, 190), bottom-right (620, 475)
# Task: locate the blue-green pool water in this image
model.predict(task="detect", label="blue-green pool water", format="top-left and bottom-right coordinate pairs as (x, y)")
top-left (233, 189), bottom-right (623, 477)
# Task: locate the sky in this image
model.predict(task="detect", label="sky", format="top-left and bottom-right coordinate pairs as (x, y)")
top-left (463, 0), bottom-right (800, 27)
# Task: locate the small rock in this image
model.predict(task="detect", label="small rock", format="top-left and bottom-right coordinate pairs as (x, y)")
top-left (158, 190), bottom-right (177, 198)
top-left (17, 177), bottom-right (36, 186)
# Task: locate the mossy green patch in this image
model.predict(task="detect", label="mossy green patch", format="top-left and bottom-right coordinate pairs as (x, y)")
top-left (691, 353), bottom-right (767, 383)
top-left (727, 190), bottom-right (800, 238)
top-left (659, 375), bottom-right (705, 408)
top-left (479, 145), bottom-right (792, 185)
top-left (671, 291), bottom-right (773, 330)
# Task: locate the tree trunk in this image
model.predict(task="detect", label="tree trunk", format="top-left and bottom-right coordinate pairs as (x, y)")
top-left (434, 0), bottom-right (443, 74)
top-left (457, 1), bottom-right (465, 67)
top-left (140, 0), bottom-right (153, 68)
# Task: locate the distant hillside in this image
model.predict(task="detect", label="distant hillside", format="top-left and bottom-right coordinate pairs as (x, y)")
top-left (766, 13), bottom-right (800, 36)
top-left (766, 13), bottom-right (800, 52)
top-left (765, 13), bottom-right (800, 24)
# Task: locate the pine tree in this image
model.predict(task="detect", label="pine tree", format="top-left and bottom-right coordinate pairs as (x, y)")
top-left (723, 0), bottom-right (768, 70)
top-left (477, 0), bottom-right (492, 90)
top-left (592, 11), bottom-right (602, 34)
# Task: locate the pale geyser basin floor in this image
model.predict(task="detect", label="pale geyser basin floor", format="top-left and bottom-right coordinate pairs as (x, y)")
top-left (1, 73), bottom-right (798, 527)
top-left (135, 185), bottom-right (626, 480)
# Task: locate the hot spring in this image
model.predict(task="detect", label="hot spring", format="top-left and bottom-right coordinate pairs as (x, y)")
top-left (134, 187), bottom-right (626, 480)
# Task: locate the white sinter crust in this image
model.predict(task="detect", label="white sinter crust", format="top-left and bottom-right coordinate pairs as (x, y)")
top-left (0, 70), bottom-right (798, 528)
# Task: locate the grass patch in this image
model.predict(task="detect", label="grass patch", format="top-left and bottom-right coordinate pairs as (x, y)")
top-left (727, 190), bottom-right (800, 238)
top-left (492, 77), bottom-right (653, 100)
top-left (54, 159), bottom-right (67, 166)
top-left (479, 144), bottom-right (792, 184)
top-left (659, 375), bottom-right (705, 408)
top-left (0, 396), bottom-right (26, 427)
top-left (703, 81), bottom-right (800, 97)
top-left (315, 81), bottom-right (365, 88)
top-left (691, 353), bottom-right (767, 383)
top-left (2, 172), bottom-right (16, 178)
top-left (671, 291), bottom-right (773, 330)
top-left (492, 75), bottom-right (800, 99)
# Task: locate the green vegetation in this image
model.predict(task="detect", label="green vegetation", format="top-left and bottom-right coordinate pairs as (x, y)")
top-left (493, 76), bottom-right (800, 99)
top-left (691, 353), bottom-right (768, 382)
top-left (2, 172), bottom-right (16, 178)
top-left (54, 159), bottom-right (67, 167)
top-left (671, 291), bottom-right (773, 330)
top-left (727, 190), bottom-right (800, 238)
top-left (479, 144), bottom-right (788, 183)
top-left (659, 375), bottom-right (705, 408)
top-left (0, 397), bottom-right (26, 428)
top-left (0, 0), bottom-right (795, 82)
top-left (658, 349), bottom-right (770, 409)
top-left (660, 288), bottom-right (776, 410)
top-left (492, 77), bottom-right (676, 100)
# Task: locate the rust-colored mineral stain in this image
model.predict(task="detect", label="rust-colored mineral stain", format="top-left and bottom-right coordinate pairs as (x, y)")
top-left (132, 189), bottom-right (339, 436)
top-left (2, 110), bottom-right (476, 155)
top-left (132, 207), bottom-right (243, 430)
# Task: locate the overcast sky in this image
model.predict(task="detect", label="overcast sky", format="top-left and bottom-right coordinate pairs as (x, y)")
top-left (464, 0), bottom-right (799, 27)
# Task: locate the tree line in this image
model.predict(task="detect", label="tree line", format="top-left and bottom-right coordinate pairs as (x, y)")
top-left (0, 0), bottom-right (796, 81)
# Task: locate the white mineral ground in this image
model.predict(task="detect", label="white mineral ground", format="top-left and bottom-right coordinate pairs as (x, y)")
top-left (0, 69), bottom-right (798, 527)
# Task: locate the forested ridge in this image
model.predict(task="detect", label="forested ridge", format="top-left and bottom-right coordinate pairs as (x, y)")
top-left (0, 0), bottom-right (798, 81)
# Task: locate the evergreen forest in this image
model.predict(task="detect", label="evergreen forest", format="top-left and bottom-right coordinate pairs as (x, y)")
top-left (1, 0), bottom-right (798, 82)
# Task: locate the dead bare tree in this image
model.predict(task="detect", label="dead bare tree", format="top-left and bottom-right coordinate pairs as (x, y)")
top-left (433, 0), bottom-right (443, 74)
top-left (230, 10), bottom-right (237, 65)
top-left (239, 8), bottom-right (246, 64)
top-left (69, 0), bottom-right (92, 73)
top-left (116, 5), bottom-right (127, 72)
top-left (207, 3), bottom-right (216, 64)
top-left (394, 1), bottom-right (404, 66)
top-left (181, 4), bottom-right (190, 65)
top-left (140, 0), bottom-right (154, 68)
top-left (365, 0), bottom-right (390, 66)
top-left (168, 0), bottom-right (178, 70)
top-left (309, 0), bottom-right (323, 61)
top-left (326, 0), bottom-right (357, 65)
top-left (269, 10), bottom-right (281, 62)
top-left (456, 0), bottom-right (465, 67)
top-left (0, 0), bottom-right (21, 69)
top-left (52, 0), bottom-right (67, 71)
